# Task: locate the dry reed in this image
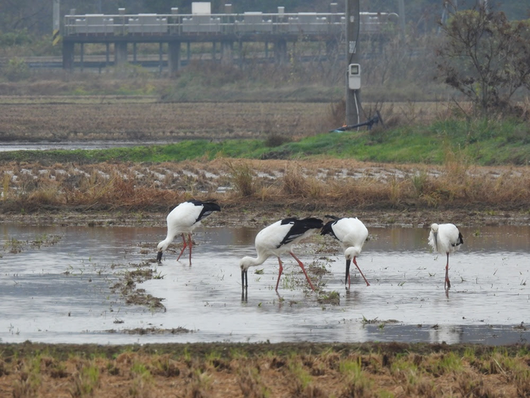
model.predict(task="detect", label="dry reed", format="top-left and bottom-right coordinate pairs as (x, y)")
top-left (1, 158), bottom-right (529, 215)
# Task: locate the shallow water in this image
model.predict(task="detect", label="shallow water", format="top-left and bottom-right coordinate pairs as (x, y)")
top-left (0, 141), bottom-right (171, 152)
top-left (1, 223), bottom-right (529, 345)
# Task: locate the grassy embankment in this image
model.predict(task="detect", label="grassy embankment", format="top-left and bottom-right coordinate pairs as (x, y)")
top-left (1, 117), bottom-right (529, 165)
top-left (1, 116), bottom-right (529, 215)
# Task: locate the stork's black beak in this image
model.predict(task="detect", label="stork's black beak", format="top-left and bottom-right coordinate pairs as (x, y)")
top-left (345, 259), bottom-right (351, 287)
top-left (156, 251), bottom-right (163, 263)
top-left (241, 270), bottom-right (248, 289)
top-left (241, 270), bottom-right (248, 301)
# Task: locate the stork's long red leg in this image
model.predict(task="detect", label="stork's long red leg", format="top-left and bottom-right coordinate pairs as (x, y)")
top-left (188, 234), bottom-right (193, 266)
top-left (445, 253), bottom-right (451, 290)
top-left (290, 252), bottom-right (316, 292)
top-left (353, 257), bottom-right (370, 286)
top-left (176, 234), bottom-right (187, 261)
top-left (275, 258), bottom-right (284, 292)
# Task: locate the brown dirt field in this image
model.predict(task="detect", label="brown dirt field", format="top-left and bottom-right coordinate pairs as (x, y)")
top-left (0, 96), bottom-right (452, 142)
top-left (1, 341), bottom-right (529, 397)
top-left (0, 98), bottom-right (333, 142)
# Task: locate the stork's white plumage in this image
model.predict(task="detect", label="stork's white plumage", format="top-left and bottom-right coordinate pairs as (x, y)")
top-left (428, 223), bottom-right (464, 289)
top-left (240, 217), bottom-right (323, 293)
top-left (157, 199), bottom-right (221, 265)
top-left (321, 215), bottom-right (370, 289)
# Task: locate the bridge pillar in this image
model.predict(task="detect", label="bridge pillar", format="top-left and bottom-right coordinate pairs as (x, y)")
top-left (168, 42), bottom-right (181, 75)
top-left (62, 41), bottom-right (75, 71)
top-left (80, 43), bottom-right (84, 71)
top-left (221, 41), bottom-right (233, 65)
top-left (106, 43), bottom-right (111, 67)
top-left (274, 39), bottom-right (287, 65)
top-left (115, 42), bottom-right (128, 67)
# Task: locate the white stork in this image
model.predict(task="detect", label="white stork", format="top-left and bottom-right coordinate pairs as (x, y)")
top-left (157, 199), bottom-right (221, 265)
top-left (239, 217), bottom-right (323, 293)
top-left (321, 215), bottom-right (370, 289)
top-left (428, 223), bottom-right (464, 289)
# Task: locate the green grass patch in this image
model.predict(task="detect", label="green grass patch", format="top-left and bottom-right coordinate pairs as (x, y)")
top-left (1, 118), bottom-right (528, 165)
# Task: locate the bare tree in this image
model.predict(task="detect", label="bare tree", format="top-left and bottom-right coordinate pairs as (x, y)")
top-left (0, 0), bottom-right (51, 33)
top-left (435, 2), bottom-right (530, 116)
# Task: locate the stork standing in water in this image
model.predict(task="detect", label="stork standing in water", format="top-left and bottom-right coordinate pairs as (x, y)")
top-left (321, 215), bottom-right (370, 289)
top-left (240, 217), bottom-right (323, 294)
top-left (428, 223), bottom-right (464, 290)
top-left (157, 199), bottom-right (221, 265)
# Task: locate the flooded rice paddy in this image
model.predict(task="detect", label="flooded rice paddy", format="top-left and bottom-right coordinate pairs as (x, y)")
top-left (1, 223), bottom-right (529, 346)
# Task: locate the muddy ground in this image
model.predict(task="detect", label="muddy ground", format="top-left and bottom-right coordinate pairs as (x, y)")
top-left (1, 204), bottom-right (528, 230)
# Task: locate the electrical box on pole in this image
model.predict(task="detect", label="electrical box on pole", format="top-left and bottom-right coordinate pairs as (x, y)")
top-left (345, 0), bottom-right (361, 126)
top-left (348, 63), bottom-right (361, 90)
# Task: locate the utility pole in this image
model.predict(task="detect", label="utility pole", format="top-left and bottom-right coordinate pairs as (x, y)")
top-left (345, 0), bottom-right (361, 126)
top-left (53, 0), bottom-right (61, 45)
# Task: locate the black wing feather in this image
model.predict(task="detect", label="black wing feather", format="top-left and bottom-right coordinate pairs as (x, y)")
top-left (321, 221), bottom-right (338, 239)
top-left (187, 199), bottom-right (221, 222)
top-left (278, 217), bottom-right (323, 247)
top-left (321, 215), bottom-right (342, 239)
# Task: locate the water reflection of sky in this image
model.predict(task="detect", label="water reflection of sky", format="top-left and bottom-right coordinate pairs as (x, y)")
top-left (1, 223), bottom-right (529, 345)
top-left (0, 142), bottom-right (170, 152)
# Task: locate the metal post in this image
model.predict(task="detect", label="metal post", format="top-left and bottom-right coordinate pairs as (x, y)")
top-left (345, 0), bottom-right (361, 126)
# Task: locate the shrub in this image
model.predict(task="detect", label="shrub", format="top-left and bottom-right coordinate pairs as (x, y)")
top-left (3, 57), bottom-right (30, 82)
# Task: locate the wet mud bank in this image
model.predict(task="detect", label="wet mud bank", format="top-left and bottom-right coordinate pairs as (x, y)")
top-left (1, 204), bottom-right (529, 230)
top-left (1, 340), bottom-right (527, 361)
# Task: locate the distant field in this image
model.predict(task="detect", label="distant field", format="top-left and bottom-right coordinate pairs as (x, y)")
top-left (0, 97), bottom-right (331, 142)
top-left (0, 96), bottom-right (449, 142)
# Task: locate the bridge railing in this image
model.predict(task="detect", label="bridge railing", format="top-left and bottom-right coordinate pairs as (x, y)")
top-left (63, 12), bottom-right (398, 37)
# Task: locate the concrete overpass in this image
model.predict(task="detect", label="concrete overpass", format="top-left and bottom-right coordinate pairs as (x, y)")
top-left (62, 4), bottom-right (399, 73)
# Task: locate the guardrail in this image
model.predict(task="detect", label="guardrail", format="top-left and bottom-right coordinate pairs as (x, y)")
top-left (64, 11), bottom-right (399, 37)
